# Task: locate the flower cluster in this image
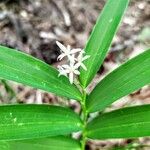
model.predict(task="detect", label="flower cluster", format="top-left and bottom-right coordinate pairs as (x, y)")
top-left (56, 41), bottom-right (90, 84)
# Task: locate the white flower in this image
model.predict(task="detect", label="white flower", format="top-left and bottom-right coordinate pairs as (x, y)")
top-left (56, 41), bottom-right (81, 61)
top-left (75, 51), bottom-right (90, 70)
top-left (56, 41), bottom-right (90, 84)
top-left (61, 61), bottom-right (80, 84)
top-left (57, 65), bottom-right (68, 77)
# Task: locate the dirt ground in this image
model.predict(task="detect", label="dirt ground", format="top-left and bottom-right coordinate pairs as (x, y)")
top-left (0, 0), bottom-right (150, 149)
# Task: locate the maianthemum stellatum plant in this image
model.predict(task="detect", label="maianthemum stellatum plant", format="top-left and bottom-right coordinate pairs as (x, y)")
top-left (0, 0), bottom-right (150, 149)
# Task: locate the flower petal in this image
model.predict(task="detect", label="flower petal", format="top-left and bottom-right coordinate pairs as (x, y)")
top-left (74, 70), bottom-right (80, 75)
top-left (68, 55), bottom-right (76, 63)
top-left (81, 63), bottom-right (87, 70)
top-left (56, 41), bottom-right (67, 53)
top-left (74, 63), bottom-right (81, 69)
top-left (70, 48), bottom-right (82, 54)
top-left (57, 53), bottom-right (66, 60)
top-left (62, 64), bottom-right (70, 69)
top-left (82, 55), bottom-right (90, 61)
top-left (69, 72), bottom-right (74, 84)
top-left (58, 65), bottom-right (69, 76)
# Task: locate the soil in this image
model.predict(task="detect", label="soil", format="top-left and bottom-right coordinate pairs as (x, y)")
top-left (0, 0), bottom-right (150, 149)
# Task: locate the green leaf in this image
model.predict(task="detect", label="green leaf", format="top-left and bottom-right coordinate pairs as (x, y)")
top-left (79, 0), bottom-right (129, 87)
top-left (0, 136), bottom-right (81, 150)
top-left (87, 49), bottom-right (150, 113)
top-left (0, 45), bottom-right (82, 101)
top-left (86, 105), bottom-right (150, 139)
top-left (0, 104), bottom-right (83, 141)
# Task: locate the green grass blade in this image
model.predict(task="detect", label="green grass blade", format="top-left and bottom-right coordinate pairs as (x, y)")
top-left (79, 0), bottom-right (129, 87)
top-left (0, 104), bottom-right (83, 141)
top-left (0, 45), bottom-right (82, 101)
top-left (87, 105), bottom-right (150, 139)
top-left (87, 49), bottom-right (150, 113)
top-left (0, 136), bottom-right (81, 150)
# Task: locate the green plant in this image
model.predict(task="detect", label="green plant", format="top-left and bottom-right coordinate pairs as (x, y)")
top-left (0, 0), bottom-right (150, 149)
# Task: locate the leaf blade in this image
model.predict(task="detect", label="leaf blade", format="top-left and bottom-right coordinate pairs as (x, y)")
top-left (0, 45), bottom-right (82, 101)
top-left (0, 104), bottom-right (83, 141)
top-left (0, 136), bottom-right (81, 150)
top-left (87, 105), bottom-right (150, 139)
top-left (79, 0), bottom-right (129, 87)
top-left (87, 49), bottom-right (150, 113)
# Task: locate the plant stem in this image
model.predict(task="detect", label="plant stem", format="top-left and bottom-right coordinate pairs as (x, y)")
top-left (81, 88), bottom-right (88, 150)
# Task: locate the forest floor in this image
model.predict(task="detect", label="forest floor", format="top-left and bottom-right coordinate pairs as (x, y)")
top-left (0, 0), bottom-right (150, 149)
